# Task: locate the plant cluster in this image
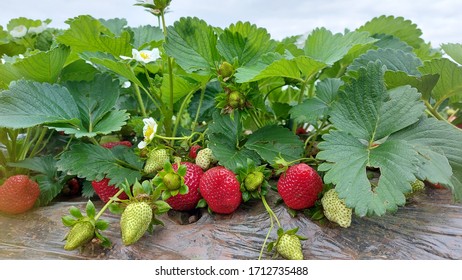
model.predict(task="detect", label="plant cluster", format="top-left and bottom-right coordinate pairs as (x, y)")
top-left (1, 0), bottom-right (462, 259)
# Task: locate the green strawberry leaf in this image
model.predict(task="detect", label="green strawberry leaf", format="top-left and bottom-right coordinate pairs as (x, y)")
top-left (419, 58), bottom-right (462, 104)
top-left (442, 43), bottom-right (462, 65)
top-left (357, 15), bottom-right (425, 49)
top-left (0, 45), bottom-right (70, 86)
top-left (217, 21), bottom-right (277, 67)
top-left (348, 48), bottom-right (422, 76)
top-left (160, 74), bottom-right (199, 105)
top-left (244, 125), bottom-right (304, 164)
top-left (80, 51), bottom-right (146, 90)
top-left (330, 62), bottom-right (425, 142)
top-left (57, 15), bottom-right (131, 57)
top-left (290, 78), bottom-right (343, 123)
top-left (389, 117), bottom-right (462, 200)
top-left (0, 77), bottom-right (129, 137)
top-left (303, 28), bottom-right (376, 65)
top-left (164, 17), bottom-right (219, 75)
top-left (129, 25), bottom-right (164, 49)
top-left (0, 80), bottom-right (80, 129)
top-left (317, 61), bottom-right (431, 216)
top-left (99, 18), bottom-right (127, 36)
top-left (56, 143), bottom-right (143, 187)
top-left (207, 111), bottom-right (261, 172)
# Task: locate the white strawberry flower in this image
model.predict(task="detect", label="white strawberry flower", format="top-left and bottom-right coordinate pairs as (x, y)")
top-left (28, 22), bottom-right (48, 34)
top-left (10, 25), bottom-right (27, 38)
top-left (138, 117), bottom-right (157, 149)
top-left (120, 48), bottom-right (160, 64)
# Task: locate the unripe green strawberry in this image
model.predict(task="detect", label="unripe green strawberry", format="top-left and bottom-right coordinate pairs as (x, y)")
top-left (64, 220), bottom-right (95, 251)
top-left (195, 148), bottom-right (214, 170)
top-left (228, 91), bottom-right (245, 108)
top-left (411, 179), bottom-right (425, 193)
top-left (144, 149), bottom-right (170, 173)
top-left (163, 173), bottom-right (181, 190)
top-left (244, 171), bottom-right (264, 191)
top-left (321, 189), bottom-right (352, 228)
top-left (218, 61), bottom-right (234, 79)
top-left (405, 179), bottom-right (426, 199)
top-left (277, 233), bottom-right (303, 260)
top-left (120, 201), bottom-right (152, 245)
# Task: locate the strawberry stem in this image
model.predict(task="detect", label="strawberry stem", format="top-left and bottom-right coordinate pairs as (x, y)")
top-left (94, 188), bottom-right (125, 221)
top-left (259, 195), bottom-right (281, 260)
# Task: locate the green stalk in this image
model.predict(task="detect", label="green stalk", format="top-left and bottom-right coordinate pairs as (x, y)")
top-left (259, 195), bottom-right (282, 260)
top-left (292, 74), bottom-right (317, 132)
top-left (160, 9), bottom-right (174, 137)
top-left (28, 127), bottom-right (48, 158)
top-left (133, 83), bottom-right (148, 117)
top-left (94, 188), bottom-right (125, 221)
top-left (248, 109), bottom-right (263, 129)
top-left (191, 86), bottom-right (206, 133)
top-left (171, 86), bottom-right (202, 145)
top-left (424, 100), bottom-right (445, 121)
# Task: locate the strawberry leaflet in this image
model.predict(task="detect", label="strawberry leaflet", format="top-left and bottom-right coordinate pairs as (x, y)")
top-left (317, 61), bottom-right (455, 216)
top-left (57, 143), bottom-right (144, 187)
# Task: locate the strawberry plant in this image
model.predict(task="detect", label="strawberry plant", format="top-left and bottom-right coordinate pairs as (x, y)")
top-left (1, 0), bottom-right (462, 259)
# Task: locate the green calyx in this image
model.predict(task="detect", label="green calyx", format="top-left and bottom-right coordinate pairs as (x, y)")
top-left (237, 159), bottom-right (270, 202)
top-left (153, 162), bottom-right (188, 200)
top-left (244, 171), bottom-right (264, 191)
top-left (228, 91), bottom-right (245, 109)
top-left (163, 173), bottom-right (181, 190)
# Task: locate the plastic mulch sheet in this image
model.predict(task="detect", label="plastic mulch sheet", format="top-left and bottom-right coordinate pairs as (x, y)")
top-left (0, 187), bottom-right (461, 260)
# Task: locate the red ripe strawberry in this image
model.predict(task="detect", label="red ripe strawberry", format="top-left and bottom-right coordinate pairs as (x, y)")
top-left (188, 145), bottom-right (202, 159)
top-left (0, 175), bottom-right (40, 214)
top-left (166, 162), bottom-right (204, 211)
top-left (199, 166), bottom-right (242, 214)
top-left (277, 163), bottom-right (323, 210)
top-left (91, 178), bottom-right (128, 203)
top-left (101, 141), bottom-right (132, 149)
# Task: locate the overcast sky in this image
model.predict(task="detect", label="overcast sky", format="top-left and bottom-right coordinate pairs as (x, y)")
top-left (1, 0), bottom-right (461, 47)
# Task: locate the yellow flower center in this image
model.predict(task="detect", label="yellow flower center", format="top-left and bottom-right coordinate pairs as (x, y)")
top-left (144, 125), bottom-right (154, 139)
top-left (140, 52), bottom-right (150, 60)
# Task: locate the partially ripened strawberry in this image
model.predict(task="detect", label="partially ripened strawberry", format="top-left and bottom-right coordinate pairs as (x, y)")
top-left (101, 141), bottom-right (132, 149)
top-left (188, 145), bottom-right (202, 159)
top-left (277, 163), bottom-right (323, 210)
top-left (120, 201), bottom-right (153, 245)
top-left (199, 166), bottom-right (242, 214)
top-left (165, 162), bottom-right (204, 211)
top-left (91, 178), bottom-right (128, 203)
top-left (0, 175), bottom-right (40, 214)
top-left (144, 149), bottom-right (170, 173)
